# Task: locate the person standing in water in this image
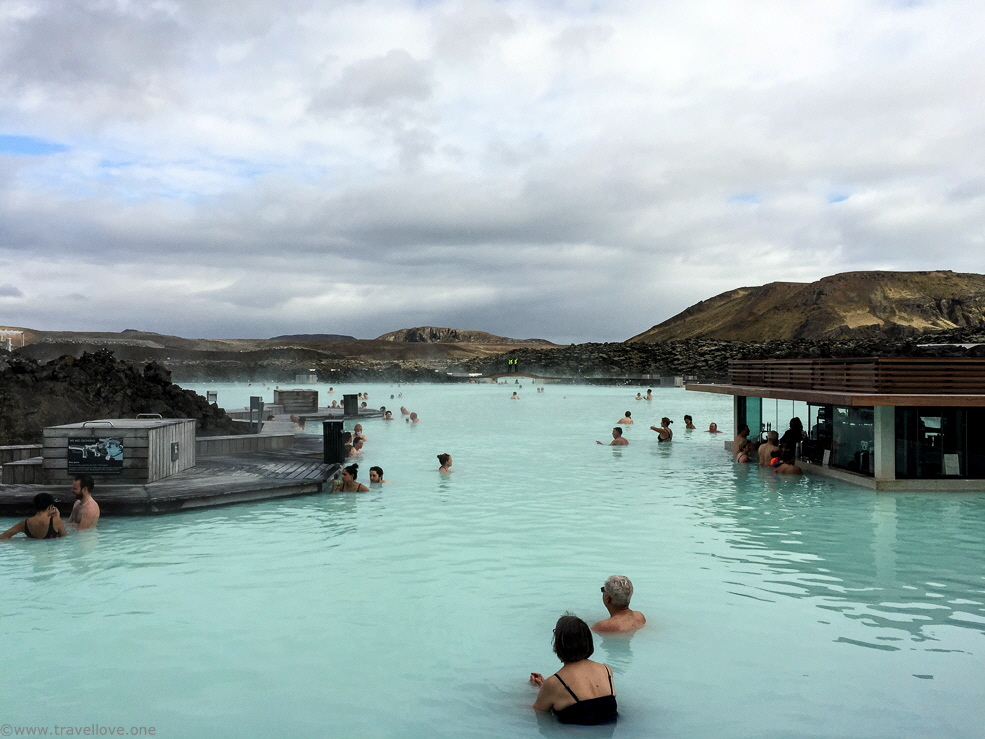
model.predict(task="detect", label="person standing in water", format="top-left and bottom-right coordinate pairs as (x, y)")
top-left (69, 474), bottom-right (99, 530)
top-left (437, 453), bottom-right (453, 473)
top-left (597, 428), bottom-right (629, 446)
top-left (650, 417), bottom-right (673, 442)
top-left (592, 575), bottom-right (646, 633)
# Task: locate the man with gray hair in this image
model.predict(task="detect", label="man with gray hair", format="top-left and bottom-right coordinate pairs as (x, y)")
top-left (758, 430), bottom-right (780, 466)
top-left (592, 575), bottom-right (646, 633)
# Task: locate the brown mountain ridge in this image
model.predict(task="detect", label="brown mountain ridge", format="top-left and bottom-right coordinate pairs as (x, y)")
top-left (629, 270), bottom-right (985, 342)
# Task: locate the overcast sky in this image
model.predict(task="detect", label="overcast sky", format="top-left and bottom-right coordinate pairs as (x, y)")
top-left (1, 0), bottom-right (983, 343)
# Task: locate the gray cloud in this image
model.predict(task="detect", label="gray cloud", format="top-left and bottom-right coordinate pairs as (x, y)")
top-left (1, 0), bottom-right (982, 343)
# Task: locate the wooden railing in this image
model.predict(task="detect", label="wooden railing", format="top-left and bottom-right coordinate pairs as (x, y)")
top-left (728, 358), bottom-right (985, 394)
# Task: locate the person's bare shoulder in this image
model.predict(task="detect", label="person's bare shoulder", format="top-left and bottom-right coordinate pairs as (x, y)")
top-left (591, 618), bottom-right (619, 633)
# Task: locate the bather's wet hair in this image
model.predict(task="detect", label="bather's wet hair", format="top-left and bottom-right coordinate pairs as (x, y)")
top-left (32, 493), bottom-right (56, 512)
top-left (343, 464), bottom-right (359, 478)
top-left (624, 411), bottom-right (631, 418)
top-left (602, 575), bottom-right (634, 607)
top-left (552, 615), bottom-right (594, 663)
top-left (369, 466), bottom-right (384, 481)
top-left (74, 474), bottom-right (95, 493)
top-left (437, 453), bottom-right (451, 466)
top-left (661, 417), bottom-right (672, 426)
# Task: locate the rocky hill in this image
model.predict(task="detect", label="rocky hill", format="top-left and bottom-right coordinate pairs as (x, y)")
top-left (629, 271), bottom-right (985, 342)
top-left (375, 326), bottom-right (554, 344)
top-left (457, 324), bottom-right (985, 382)
top-left (5, 327), bottom-right (560, 383)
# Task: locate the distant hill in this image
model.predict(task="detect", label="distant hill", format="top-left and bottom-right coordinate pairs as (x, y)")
top-left (269, 333), bottom-right (356, 342)
top-left (628, 270), bottom-right (985, 342)
top-left (375, 326), bottom-right (555, 345)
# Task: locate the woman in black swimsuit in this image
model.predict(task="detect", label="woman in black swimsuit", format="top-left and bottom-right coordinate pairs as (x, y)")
top-left (331, 464), bottom-right (369, 493)
top-left (0, 493), bottom-right (66, 540)
top-left (530, 615), bottom-right (617, 725)
top-left (650, 417), bottom-right (673, 442)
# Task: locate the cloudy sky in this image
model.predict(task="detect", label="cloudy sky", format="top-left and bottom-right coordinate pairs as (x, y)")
top-left (1, 0), bottom-right (983, 343)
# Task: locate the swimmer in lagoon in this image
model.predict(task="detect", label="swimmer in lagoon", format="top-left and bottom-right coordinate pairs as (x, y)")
top-left (332, 464), bottom-right (369, 493)
top-left (347, 437), bottom-right (365, 458)
top-left (758, 430), bottom-right (780, 466)
top-left (511, 391), bottom-right (519, 400)
top-left (773, 450), bottom-right (803, 475)
top-left (383, 410), bottom-right (394, 420)
top-left (593, 575), bottom-right (646, 633)
top-left (705, 422), bottom-right (722, 433)
top-left (635, 393), bottom-right (643, 401)
top-left (437, 453), bottom-right (453, 473)
top-left (1, 493), bottom-right (66, 540)
top-left (650, 417), bottom-right (673, 442)
top-left (69, 474), bottom-right (99, 530)
top-left (617, 411), bottom-right (633, 425)
top-left (597, 428), bottom-right (629, 446)
top-left (369, 466), bottom-right (386, 484)
top-left (735, 441), bottom-right (754, 463)
top-left (645, 389), bottom-right (653, 401)
top-left (408, 412), bottom-right (419, 423)
top-left (683, 415), bottom-right (696, 430)
top-left (529, 615), bottom-right (617, 725)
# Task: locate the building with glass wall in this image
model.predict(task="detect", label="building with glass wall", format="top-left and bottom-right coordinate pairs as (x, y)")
top-left (688, 357), bottom-right (985, 491)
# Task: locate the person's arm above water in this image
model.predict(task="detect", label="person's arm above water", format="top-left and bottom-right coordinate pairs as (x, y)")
top-left (530, 673), bottom-right (556, 712)
top-left (48, 507), bottom-right (67, 537)
top-left (0, 520), bottom-right (26, 540)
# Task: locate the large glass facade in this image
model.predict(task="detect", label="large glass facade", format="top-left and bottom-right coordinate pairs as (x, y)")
top-left (739, 396), bottom-right (811, 440)
top-left (830, 406), bottom-right (874, 474)
top-left (895, 407), bottom-right (985, 479)
top-left (800, 403), bottom-right (875, 475)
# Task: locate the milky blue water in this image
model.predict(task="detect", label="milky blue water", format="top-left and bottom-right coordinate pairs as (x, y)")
top-left (2, 383), bottom-right (983, 738)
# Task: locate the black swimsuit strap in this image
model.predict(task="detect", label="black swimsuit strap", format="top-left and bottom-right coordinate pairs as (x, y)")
top-left (607, 668), bottom-right (613, 695)
top-left (552, 673), bottom-right (579, 702)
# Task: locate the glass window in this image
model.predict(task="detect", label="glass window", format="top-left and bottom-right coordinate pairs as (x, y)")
top-left (830, 406), bottom-right (874, 475)
top-left (895, 407), bottom-right (984, 479)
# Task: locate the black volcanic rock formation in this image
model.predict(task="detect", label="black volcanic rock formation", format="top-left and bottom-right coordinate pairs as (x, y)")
top-left (0, 349), bottom-right (243, 444)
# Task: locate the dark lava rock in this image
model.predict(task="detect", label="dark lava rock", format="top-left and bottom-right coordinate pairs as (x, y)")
top-left (0, 348), bottom-right (244, 444)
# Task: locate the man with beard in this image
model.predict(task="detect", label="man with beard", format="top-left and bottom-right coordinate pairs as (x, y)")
top-left (68, 474), bottom-right (100, 530)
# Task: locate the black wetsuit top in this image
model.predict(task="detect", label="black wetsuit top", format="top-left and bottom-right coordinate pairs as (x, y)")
top-left (23, 517), bottom-right (58, 539)
top-left (552, 670), bottom-right (617, 725)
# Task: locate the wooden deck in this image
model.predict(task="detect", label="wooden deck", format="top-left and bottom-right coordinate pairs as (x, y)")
top-left (0, 440), bottom-right (338, 516)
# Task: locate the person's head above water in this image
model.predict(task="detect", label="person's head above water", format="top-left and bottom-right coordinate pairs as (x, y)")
top-left (552, 615), bottom-right (594, 663)
top-left (601, 575), bottom-right (634, 608)
top-left (32, 492), bottom-right (56, 513)
top-left (369, 466), bottom-right (384, 483)
top-left (437, 453), bottom-right (452, 467)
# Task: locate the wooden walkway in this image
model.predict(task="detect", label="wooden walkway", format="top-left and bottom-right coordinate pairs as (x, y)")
top-left (0, 442), bottom-right (338, 516)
